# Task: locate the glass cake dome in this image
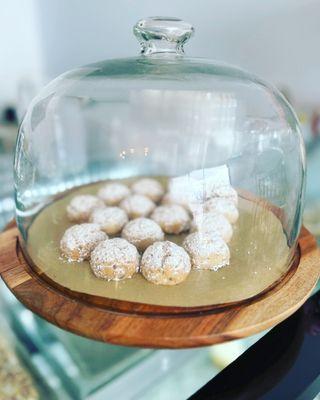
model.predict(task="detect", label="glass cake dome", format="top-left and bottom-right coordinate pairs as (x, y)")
top-left (14, 17), bottom-right (306, 306)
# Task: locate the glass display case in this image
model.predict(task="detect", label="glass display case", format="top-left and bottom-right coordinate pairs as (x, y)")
top-left (0, 14), bottom-right (319, 400)
top-left (13, 17), bottom-right (305, 316)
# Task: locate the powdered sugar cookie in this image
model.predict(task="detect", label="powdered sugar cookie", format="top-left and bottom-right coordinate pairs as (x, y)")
top-left (60, 223), bottom-right (107, 262)
top-left (66, 195), bottom-right (104, 223)
top-left (89, 207), bottom-right (128, 235)
top-left (183, 232), bottom-right (230, 271)
top-left (204, 197), bottom-right (239, 224)
top-left (131, 178), bottom-right (164, 202)
top-left (151, 204), bottom-right (190, 234)
top-left (191, 212), bottom-right (233, 243)
top-left (120, 194), bottom-right (155, 219)
top-left (141, 241), bottom-right (191, 285)
top-left (122, 218), bottom-right (164, 252)
top-left (90, 238), bottom-right (139, 281)
top-left (98, 182), bottom-right (130, 206)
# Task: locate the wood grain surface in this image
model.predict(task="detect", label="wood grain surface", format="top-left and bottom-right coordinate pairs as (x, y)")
top-left (0, 225), bottom-right (319, 348)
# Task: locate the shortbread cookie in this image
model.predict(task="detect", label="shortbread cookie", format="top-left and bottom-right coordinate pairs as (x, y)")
top-left (122, 218), bottom-right (164, 252)
top-left (204, 197), bottom-right (239, 224)
top-left (191, 212), bottom-right (233, 243)
top-left (151, 204), bottom-right (190, 234)
top-left (131, 178), bottom-right (164, 202)
top-left (183, 232), bottom-right (230, 271)
top-left (141, 241), bottom-right (191, 285)
top-left (120, 194), bottom-right (155, 219)
top-left (98, 182), bottom-right (130, 206)
top-left (90, 238), bottom-right (139, 281)
top-left (161, 192), bottom-right (190, 211)
top-left (60, 223), bottom-right (107, 262)
top-left (89, 207), bottom-right (128, 235)
top-left (66, 195), bottom-right (104, 223)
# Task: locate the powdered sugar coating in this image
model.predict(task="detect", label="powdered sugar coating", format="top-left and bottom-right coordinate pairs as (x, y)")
top-left (60, 223), bottom-right (107, 262)
top-left (209, 185), bottom-right (238, 206)
top-left (141, 241), bottom-right (191, 285)
top-left (151, 204), bottom-right (190, 234)
top-left (191, 212), bottom-right (233, 243)
top-left (98, 183), bottom-right (130, 206)
top-left (66, 195), bottom-right (104, 222)
top-left (183, 232), bottom-right (230, 271)
top-left (120, 194), bottom-right (155, 219)
top-left (122, 218), bottom-right (164, 252)
top-left (90, 238), bottom-right (139, 281)
top-left (131, 178), bottom-right (165, 202)
top-left (89, 207), bottom-right (128, 235)
top-left (161, 192), bottom-right (190, 211)
top-left (204, 197), bottom-right (239, 224)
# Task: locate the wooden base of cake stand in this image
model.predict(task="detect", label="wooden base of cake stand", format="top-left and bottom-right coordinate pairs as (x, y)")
top-left (0, 224), bottom-right (319, 349)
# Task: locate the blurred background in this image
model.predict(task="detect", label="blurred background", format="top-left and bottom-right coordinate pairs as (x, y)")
top-left (0, 1), bottom-right (319, 399)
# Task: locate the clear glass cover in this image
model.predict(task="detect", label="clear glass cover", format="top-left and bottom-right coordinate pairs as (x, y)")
top-left (14, 17), bottom-right (305, 306)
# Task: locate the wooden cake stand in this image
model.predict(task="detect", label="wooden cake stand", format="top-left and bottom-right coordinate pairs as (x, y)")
top-left (0, 223), bottom-right (319, 349)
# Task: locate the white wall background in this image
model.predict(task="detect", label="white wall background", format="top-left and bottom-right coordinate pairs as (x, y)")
top-left (0, 0), bottom-right (43, 109)
top-left (2, 0), bottom-right (320, 109)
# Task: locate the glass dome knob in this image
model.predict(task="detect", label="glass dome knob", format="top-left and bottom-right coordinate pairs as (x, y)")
top-left (133, 16), bottom-right (194, 55)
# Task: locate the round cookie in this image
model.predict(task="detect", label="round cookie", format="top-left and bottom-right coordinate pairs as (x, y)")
top-left (183, 232), bottom-right (230, 271)
top-left (204, 197), bottom-right (239, 224)
top-left (209, 185), bottom-right (238, 206)
top-left (161, 192), bottom-right (190, 211)
top-left (120, 194), bottom-right (155, 219)
top-left (191, 212), bottom-right (233, 243)
top-left (131, 178), bottom-right (164, 202)
top-left (89, 207), bottom-right (128, 235)
top-left (90, 238), bottom-right (139, 281)
top-left (151, 204), bottom-right (190, 234)
top-left (98, 182), bottom-right (130, 206)
top-left (141, 241), bottom-right (191, 285)
top-left (122, 218), bottom-right (164, 252)
top-left (66, 195), bottom-right (104, 223)
top-left (60, 223), bottom-right (107, 262)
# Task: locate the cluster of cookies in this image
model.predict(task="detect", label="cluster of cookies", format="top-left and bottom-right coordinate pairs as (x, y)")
top-left (60, 178), bottom-right (239, 285)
